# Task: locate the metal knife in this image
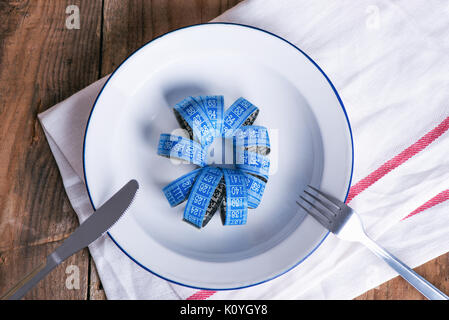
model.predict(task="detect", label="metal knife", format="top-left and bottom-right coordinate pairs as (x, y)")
top-left (1, 179), bottom-right (139, 300)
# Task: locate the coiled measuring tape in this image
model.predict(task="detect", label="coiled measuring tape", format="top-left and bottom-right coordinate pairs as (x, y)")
top-left (220, 168), bottom-right (248, 225)
top-left (234, 125), bottom-right (271, 155)
top-left (157, 134), bottom-right (207, 167)
top-left (243, 173), bottom-right (266, 209)
top-left (183, 167), bottom-right (223, 228)
top-left (162, 168), bottom-right (203, 207)
top-left (158, 96), bottom-right (270, 228)
top-left (235, 148), bottom-right (270, 180)
top-left (193, 96), bottom-right (224, 137)
top-left (222, 97), bottom-right (259, 138)
top-left (173, 97), bottom-right (215, 147)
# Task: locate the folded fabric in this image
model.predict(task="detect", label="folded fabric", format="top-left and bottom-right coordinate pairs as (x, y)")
top-left (38, 0), bottom-right (449, 300)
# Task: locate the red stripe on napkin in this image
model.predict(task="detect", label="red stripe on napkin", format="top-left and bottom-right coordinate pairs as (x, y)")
top-left (187, 116), bottom-right (449, 300)
top-left (347, 116), bottom-right (449, 203)
top-left (402, 189), bottom-right (449, 220)
top-left (185, 290), bottom-right (216, 300)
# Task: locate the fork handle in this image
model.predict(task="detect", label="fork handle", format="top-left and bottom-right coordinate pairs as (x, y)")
top-left (360, 235), bottom-right (449, 300)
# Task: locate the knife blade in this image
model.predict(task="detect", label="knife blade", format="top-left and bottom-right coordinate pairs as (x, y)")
top-left (1, 179), bottom-right (139, 300)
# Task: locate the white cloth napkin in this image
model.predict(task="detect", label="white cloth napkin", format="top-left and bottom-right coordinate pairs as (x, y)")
top-left (38, 0), bottom-right (449, 299)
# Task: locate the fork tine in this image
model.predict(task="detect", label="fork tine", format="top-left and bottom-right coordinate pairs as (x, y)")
top-left (307, 185), bottom-right (345, 207)
top-left (303, 190), bottom-right (338, 216)
top-left (300, 195), bottom-right (334, 220)
top-left (296, 200), bottom-right (330, 227)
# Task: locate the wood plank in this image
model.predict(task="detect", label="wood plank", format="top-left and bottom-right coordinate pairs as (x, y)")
top-left (0, 0), bottom-right (102, 299)
top-left (356, 252), bottom-right (449, 300)
top-left (100, 0), bottom-right (243, 77)
top-left (0, 241), bottom-right (90, 300)
top-left (101, 0), bottom-right (200, 77)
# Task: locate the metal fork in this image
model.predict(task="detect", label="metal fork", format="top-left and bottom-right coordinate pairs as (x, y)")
top-left (297, 185), bottom-right (449, 300)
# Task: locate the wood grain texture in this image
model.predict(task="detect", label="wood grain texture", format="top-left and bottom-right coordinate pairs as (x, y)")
top-left (101, 0), bottom-right (241, 77)
top-left (356, 253), bottom-right (449, 300)
top-left (0, 0), bottom-right (447, 300)
top-left (0, 0), bottom-right (102, 299)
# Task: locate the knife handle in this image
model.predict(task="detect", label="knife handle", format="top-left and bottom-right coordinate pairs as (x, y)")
top-left (1, 255), bottom-right (58, 300)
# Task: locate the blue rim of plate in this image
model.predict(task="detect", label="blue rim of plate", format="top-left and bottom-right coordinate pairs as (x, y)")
top-left (82, 22), bottom-right (354, 291)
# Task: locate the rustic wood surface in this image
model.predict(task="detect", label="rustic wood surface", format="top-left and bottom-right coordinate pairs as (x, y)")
top-left (0, 0), bottom-right (447, 300)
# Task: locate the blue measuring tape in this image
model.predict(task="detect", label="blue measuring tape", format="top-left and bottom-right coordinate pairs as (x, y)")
top-left (221, 168), bottom-right (248, 225)
top-left (162, 168), bottom-right (202, 207)
top-left (174, 97), bottom-right (215, 147)
top-left (235, 149), bottom-right (270, 180)
top-left (158, 96), bottom-right (270, 228)
top-left (193, 96), bottom-right (224, 137)
top-left (234, 125), bottom-right (270, 155)
top-left (244, 173), bottom-right (266, 209)
top-left (222, 98), bottom-right (259, 138)
top-left (157, 134), bottom-right (207, 167)
top-left (183, 167), bottom-right (223, 228)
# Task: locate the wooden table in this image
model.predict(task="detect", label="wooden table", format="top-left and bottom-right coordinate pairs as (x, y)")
top-left (0, 0), bottom-right (447, 300)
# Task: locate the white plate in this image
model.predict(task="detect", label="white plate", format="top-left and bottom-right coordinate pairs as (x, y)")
top-left (83, 23), bottom-right (353, 289)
